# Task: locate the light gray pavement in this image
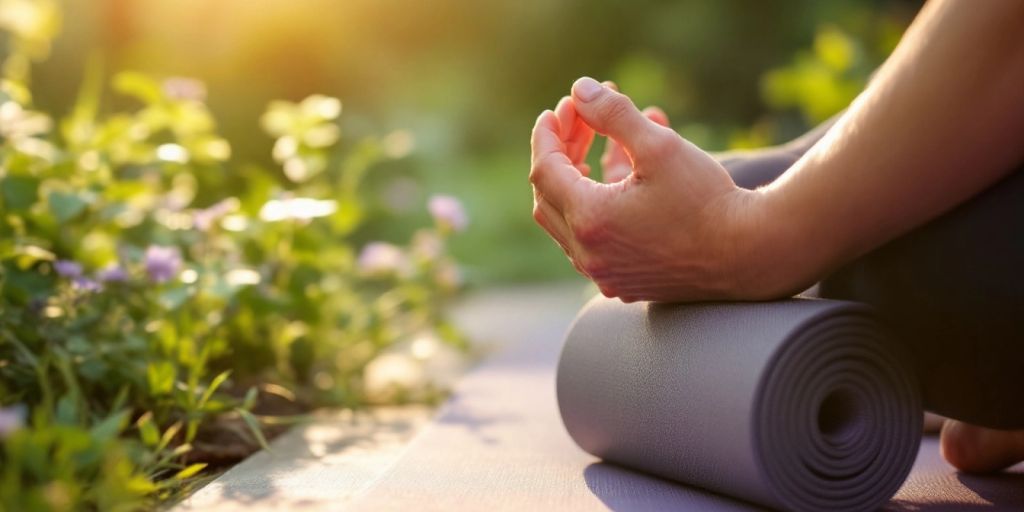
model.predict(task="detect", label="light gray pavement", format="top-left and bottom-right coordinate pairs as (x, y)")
top-left (175, 282), bottom-right (592, 511)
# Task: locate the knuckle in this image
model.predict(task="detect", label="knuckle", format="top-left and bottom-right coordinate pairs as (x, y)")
top-left (574, 222), bottom-right (600, 246)
top-left (528, 153), bottom-right (557, 184)
top-left (578, 254), bottom-right (607, 279)
top-left (531, 204), bottom-right (546, 226)
top-left (570, 210), bottom-right (607, 247)
top-left (597, 284), bottom-right (619, 299)
top-left (600, 95), bottom-right (633, 127)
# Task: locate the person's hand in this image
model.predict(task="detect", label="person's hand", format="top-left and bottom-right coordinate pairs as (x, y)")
top-left (530, 77), bottom-right (783, 302)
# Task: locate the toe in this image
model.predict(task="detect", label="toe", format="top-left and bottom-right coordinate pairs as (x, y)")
top-left (940, 420), bottom-right (1024, 473)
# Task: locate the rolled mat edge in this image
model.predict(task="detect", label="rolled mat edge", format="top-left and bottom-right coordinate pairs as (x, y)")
top-left (556, 296), bottom-right (922, 512)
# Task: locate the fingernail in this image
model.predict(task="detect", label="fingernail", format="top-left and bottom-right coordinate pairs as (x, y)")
top-left (572, 77), bottom-right (604, 103)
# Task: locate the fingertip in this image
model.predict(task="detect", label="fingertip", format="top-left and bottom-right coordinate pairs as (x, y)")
top-left (531, 109), bottom-right (561, 159)
top-left (555, 96), bottom-right (575, 133)
top-left (602, 80), bottom-right (618, 92)
top-left (535, 109), bottom-right (555, 125)
top-left (555, 96), bottom-right (572, 112)
top-left (572, 76), bottom-right (605, 103)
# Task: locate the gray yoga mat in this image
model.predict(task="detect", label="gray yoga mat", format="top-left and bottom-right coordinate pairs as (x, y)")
top-left (557, 296), bottom-right (923, 512)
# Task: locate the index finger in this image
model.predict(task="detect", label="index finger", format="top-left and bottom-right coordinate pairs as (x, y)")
top-left (530, 110), bottom-right (582, 210)
top-left (555, 96), bottom-right (596, 169)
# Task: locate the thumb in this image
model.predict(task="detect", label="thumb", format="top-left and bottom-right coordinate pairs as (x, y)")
top-left (571, 77), bottom-right (673, 161)
top-left (601, 107), bottom-right (672, 183)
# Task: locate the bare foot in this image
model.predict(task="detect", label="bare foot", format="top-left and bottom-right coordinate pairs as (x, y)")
top-left (940, 420), bottom-right (1024, 473)
top-left (923, 412), bottom-right (946, 434)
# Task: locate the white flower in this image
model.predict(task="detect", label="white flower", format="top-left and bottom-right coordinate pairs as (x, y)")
top-left (156, 143), bottom-right (189, 164)
top-left (226, 268), bottom-right (261, 286)
top-left (259, 198), bottom-right (337, 222)
top-left (357, 242), bottom-right (405, 275)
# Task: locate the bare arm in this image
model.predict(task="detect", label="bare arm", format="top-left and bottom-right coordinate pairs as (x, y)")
top-left (754, 0), bottom-right (1024, 293)
top-left (529, 0), bottom-right (1024, 302)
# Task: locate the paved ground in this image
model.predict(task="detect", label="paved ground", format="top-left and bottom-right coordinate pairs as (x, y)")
top-left (177, 282), bottom-right (1024, 511)
top-left (175, 282), bottom-right (591, 511)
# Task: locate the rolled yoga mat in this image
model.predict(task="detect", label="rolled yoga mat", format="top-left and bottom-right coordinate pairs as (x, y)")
top-left (556, 296), bottom-right (922, 512)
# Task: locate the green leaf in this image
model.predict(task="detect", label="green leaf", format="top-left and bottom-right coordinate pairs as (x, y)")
top-left (241, 386), bottom-right (258, 411)
top-left (172, 463), bottom-right (207, 480)
top-left (48, 190), bottom-right (89, 222)
top-left (125, 475), bottom-right (159, 495)
top-left (12, 244), bottom-right (55, 269)
top-left (136, 412), bottom-right (160, 446)
top-left (156, 421), bottom-right (183, 452)
top-left (146, 361), bottom-right (176, 395)
top-left (815, 26), bottom-right (856, 72)
top-left (91, 410), bottom-right (129, 442)
top-left (236, 408), bottom-right (270, 451)
top-left (159, 286), bottom-right (191, 310)
top-left (198, 370), bottom-right (230, 410)
top-left (55, 394), bottom-right (80, 425)
top-left (112, 71), bottom-right (164, 105)
top-left (170, 443), bottom-right (192, 457)
top-left (1, 174), bottom-right (40, 211)
top-left (329, 199), bottom-right (363, 235)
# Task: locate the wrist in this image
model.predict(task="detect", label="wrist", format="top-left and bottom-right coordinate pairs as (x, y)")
top-left (716, 187), bottom-right (817, 300)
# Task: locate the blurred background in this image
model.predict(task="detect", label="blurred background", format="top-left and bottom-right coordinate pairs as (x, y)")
top-left (24, 0), bottom-right (915, 285)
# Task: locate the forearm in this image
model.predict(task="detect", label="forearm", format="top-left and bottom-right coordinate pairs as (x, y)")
top-left (749, 0), bottom-right (1024, 294)
top-left (715, 114), bottom-right (841, 190)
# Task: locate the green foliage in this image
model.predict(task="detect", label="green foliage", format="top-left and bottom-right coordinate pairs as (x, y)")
top-left (0, 1), bottom-right (466, 509)
top-left (729, 13), bottom-right (909, 150)
top-left (762, 25), bottom-right (870, 125)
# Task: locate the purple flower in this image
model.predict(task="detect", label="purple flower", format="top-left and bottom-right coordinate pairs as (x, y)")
top-left (72, 277), bottom-right (102, 293)
top-left (428, 195), bottom-right (468, 232)
top-left (144, 245), bottom-right (183, 283)
top-left (54, 259), bottom-right (83, 278)
top-left (97, 264), bottom-right (129, 283)
top-left (0, 404), bottom-right (26, 439)
top-left (357, 242), bottom-right (405, 275)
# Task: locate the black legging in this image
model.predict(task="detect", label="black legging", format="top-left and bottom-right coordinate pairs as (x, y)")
top-left (720, 125), bottom-right (1024, 429)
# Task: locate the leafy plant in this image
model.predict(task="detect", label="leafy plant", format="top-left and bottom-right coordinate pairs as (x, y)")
top-left (0, 1), bottom-right (466, 509)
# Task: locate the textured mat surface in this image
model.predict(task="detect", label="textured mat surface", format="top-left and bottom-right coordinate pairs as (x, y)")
top-left (558, 297), bottom-right (921, 511)
top-left (351, 293), bottom-right (1024, 511)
